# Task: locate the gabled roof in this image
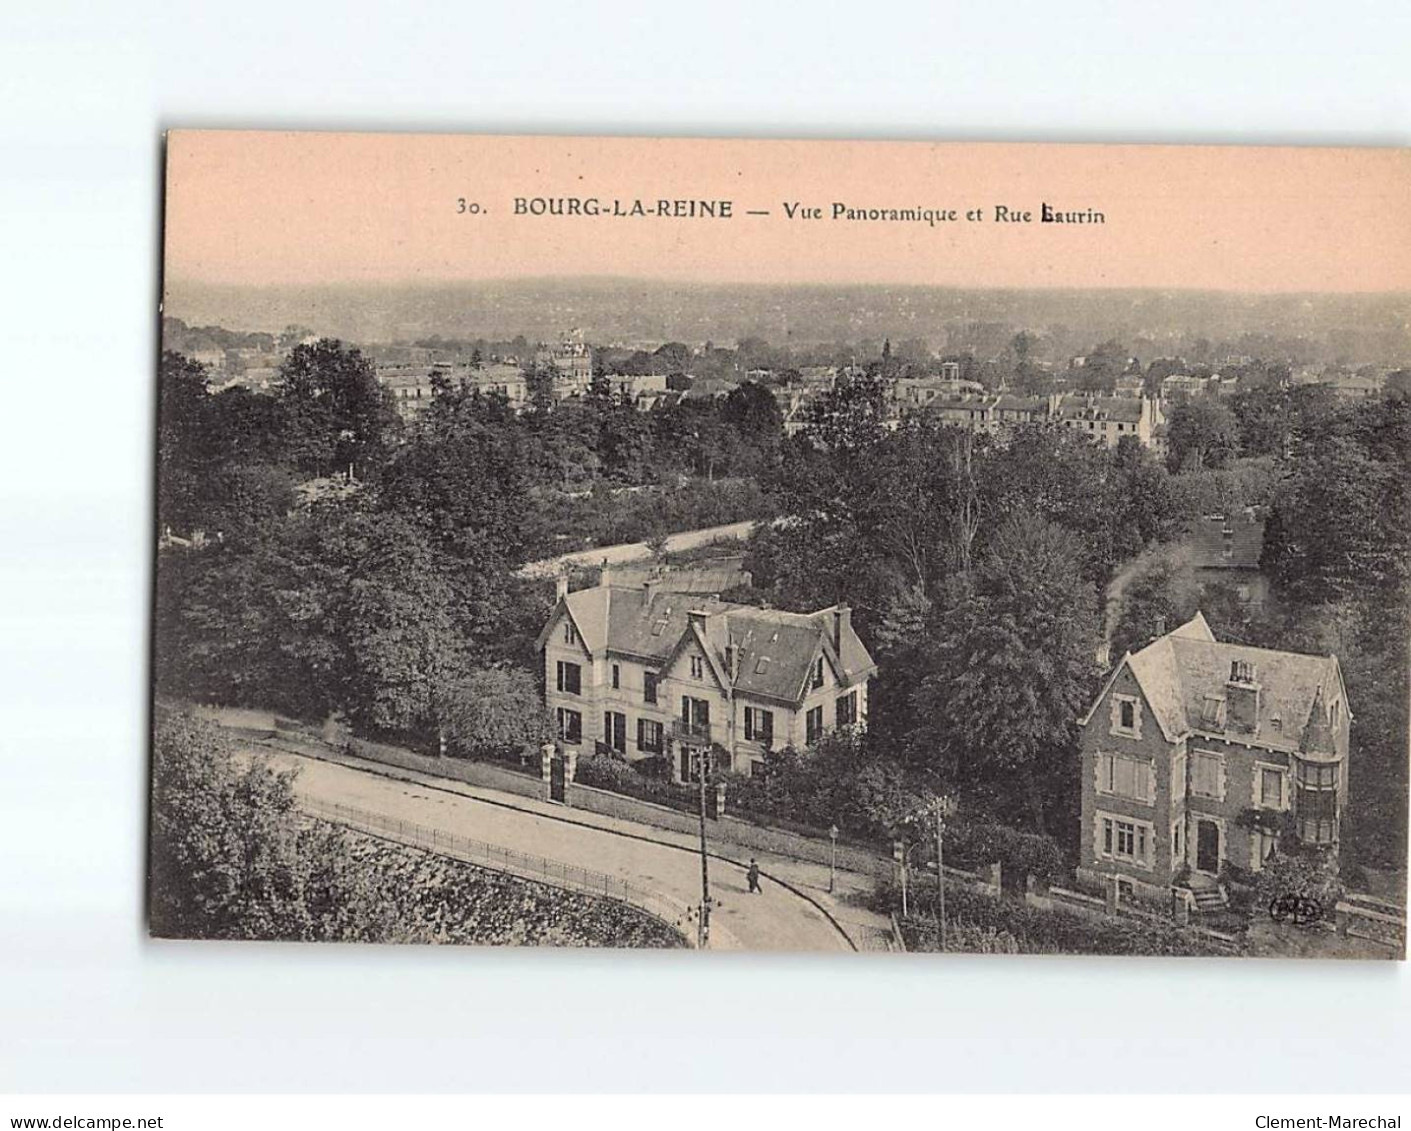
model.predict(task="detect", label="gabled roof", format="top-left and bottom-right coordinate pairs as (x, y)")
top-left (1080, 612), bottom-right (1345, 752)
top-left (539, 583), bottom-right (877, 706)
top-left (1055, 395), bottom-right (1144, 423)
top-left (1186, 509), bottom-right (1266, 571)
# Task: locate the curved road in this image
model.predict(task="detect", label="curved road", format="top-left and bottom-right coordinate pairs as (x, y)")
top-left (259, 747), bottom-right (851, 952)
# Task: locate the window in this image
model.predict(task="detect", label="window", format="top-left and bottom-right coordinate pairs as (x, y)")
top-left (811, 656), bottom-right (825, 690)
top-left (611, 663), bottom-right (620, 690)
top-left (1098, 753), bottom-right (1154, 803)
top-left (1258, 767), bottom-right (1284, 809)
top-left (643, 672), bottom-right (658, 705)
top-left (1110, 694), bottom-right (1141, 738)
top-left (555, 708), bottom-right (582, 745)
top-left (1251, 830), bottom-right (1277, 871)
top-left (1098, 812), bottom-right (1153, 867)
top-left (806, 705), bottom-right (824, 745)
top-left (836, 691), bottom-right (858, 727)
top-left (684, 748), bottom-right (716, 783)
top-left (1200, 694), bottom-right (1225, 727)
top-left (603, 710), bottom-right (626, 753)
top-left (744, 706), bottom-right (774, 745)
top-left (1192, 751), bottom-right (1225, 800)
top-left (1296, 760), bottom-right (1339, 844)
top-left (555, 660), bottom-right (581, 696)
top-left (1171, 819), bottom-right (1182, 863)
top-left (562, 621), bottom-right (576, 645)
top-left (680, 696), bottom-right (710, 737)
top-left (690, 655), bottom-right (704, 680)
top-left (637, 718), bottom-right (663, 754)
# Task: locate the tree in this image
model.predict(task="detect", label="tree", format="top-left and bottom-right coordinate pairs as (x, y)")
top-left (1165, 397), bottom-right (1240, 471)
top-left (149, 711), bottom-right (349, 940)
top-left (156, 350), bottom-right (214, 535)
top-left (721, 380), bottom-right (784, 438)
top-left (277, 339), bottom-right (396, 480)
top-left (910, 512), bottom-right (1100, 833)
top-left (442, 667), bottom-right (551, 758)
top-left (1107, 548), bottom-right (1200, 662)
top-left (1262, 435), bottom-right (1408, 607)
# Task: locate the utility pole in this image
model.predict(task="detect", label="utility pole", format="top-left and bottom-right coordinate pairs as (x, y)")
top-left (937, 807), bottom-right (947, 953)
top-left (697, 746), bottom-right (711, 948)
top-left (828, 824), bottom-right (839, 894)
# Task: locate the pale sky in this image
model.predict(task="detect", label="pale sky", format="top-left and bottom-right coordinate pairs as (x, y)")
top-left (164, 131), bottom-right (1411, 294)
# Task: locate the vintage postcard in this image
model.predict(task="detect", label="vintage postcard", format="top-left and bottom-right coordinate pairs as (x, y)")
top-left (153, 131), bottom-right (1409, 957)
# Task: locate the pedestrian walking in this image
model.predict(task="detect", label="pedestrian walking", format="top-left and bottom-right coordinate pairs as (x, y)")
top-left (747, 858), bottom-right (761, 893)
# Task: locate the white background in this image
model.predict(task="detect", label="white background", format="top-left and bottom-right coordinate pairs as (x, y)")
top-left (1, 0), bottom-right (1408, 1095)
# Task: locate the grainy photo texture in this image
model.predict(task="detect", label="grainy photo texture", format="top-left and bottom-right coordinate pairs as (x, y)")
top-left (152, 132), bottom-right (1409, 956)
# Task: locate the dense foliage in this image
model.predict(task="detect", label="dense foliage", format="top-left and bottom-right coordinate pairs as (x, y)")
top-left (149, 712), bottom-right (681, 946)
top-left (881, 880), bottom-right (1235, 957)
top-left (155, 343), bottom-right (782, 751)
top-left (156, 331), bottom-right (1409, 887)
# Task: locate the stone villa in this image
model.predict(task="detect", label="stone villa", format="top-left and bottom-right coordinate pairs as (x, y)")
top-left (538, 573), bottom-right (877, 782)
top-left (1077, 613), bottom-right (1349, 906)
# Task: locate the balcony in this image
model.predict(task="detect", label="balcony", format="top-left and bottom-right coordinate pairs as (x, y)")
top-left (671, 718), bottom-right (713, 746)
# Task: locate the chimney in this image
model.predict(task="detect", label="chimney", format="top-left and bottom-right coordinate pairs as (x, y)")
top-left (600, 559), bottom-right (612, 588)
top-left (555, 573), bottom-right (569, 601)
top-left (1226, 659), bottom-right (1261, 733)
top-left (643, 577), bottom-right (659, 605)
top-left (687, 609), bottom-right (708, 634)
top-left (833, 604), bottom-right (851, 653)
top-left (1154, 615), bottom-right (1166, 639)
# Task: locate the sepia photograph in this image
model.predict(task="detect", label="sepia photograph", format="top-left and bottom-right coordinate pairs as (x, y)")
top-left (150, 131), bottom-right (1409, 959)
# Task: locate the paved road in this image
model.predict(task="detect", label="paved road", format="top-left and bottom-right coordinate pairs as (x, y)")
top-left (258, 747), bottom-right (853, 952)
top-left (518, 518), bottom-right (762, 579)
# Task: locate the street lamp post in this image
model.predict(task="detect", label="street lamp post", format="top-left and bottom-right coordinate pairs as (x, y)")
top-left (696, 746), bottom-right (711, 949)
top-left (828, 824), bottom-right (839, 893)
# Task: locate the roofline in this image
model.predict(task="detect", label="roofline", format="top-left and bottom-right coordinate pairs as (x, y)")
top-left (1077, 652), bottom-right (1133, 728)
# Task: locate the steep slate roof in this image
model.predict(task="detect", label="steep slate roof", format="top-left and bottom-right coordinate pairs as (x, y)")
top-left (1083, 612), bottom-right (1345, 752)
top-left (1055, 395), bottom-right (1144, 423)
top-left (1186, 509), bottom-right (1266, 571)
top-left (539, 584), bottom-right (877, 705)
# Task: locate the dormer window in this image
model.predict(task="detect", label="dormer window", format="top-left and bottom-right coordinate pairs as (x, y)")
top-left (1201, 694), bottom-right (1225, 728)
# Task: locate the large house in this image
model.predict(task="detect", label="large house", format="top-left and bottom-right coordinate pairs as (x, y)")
top-left (537, 574), bottom-right (877, 781)
top-left (894, 390), bottom-right (1163, 448)
top-left (1077, 613), bottom-right (1349, 904)
top-left (1185, 507), bottom-right (1269, 608)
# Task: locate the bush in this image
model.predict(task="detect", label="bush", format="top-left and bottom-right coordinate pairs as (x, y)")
top-left (1252, 845), bottom-right (1345, 923)
top-left (574, 754), bottom-right (697, 815)
top-left (879, 879), bottom-right (1234, 957)
top-left (943, 821), bottom-right (1066, 886)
